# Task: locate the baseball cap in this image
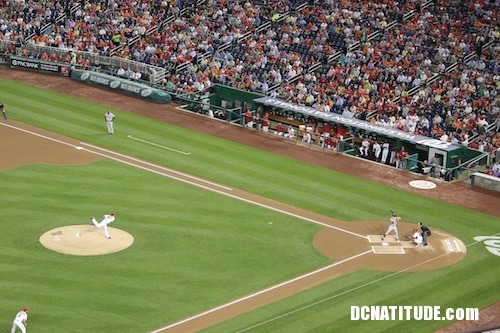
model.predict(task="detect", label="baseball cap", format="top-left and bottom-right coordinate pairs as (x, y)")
top-left (23, 307), bottom-right (29, 312)
top-left (111, 212), bottom-right (115, 216)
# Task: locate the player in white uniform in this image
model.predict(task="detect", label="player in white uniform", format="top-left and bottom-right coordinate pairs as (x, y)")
top-left (382, 213), bottom-right (401, 241)
top-left (11, 307), bottom-right (29, 333)
top-left (91, 213), bottom-right (115, 239)
top-left (284, 125), bottom-right (295, 138)
top-left (104, 111), bottom-right (115, 135)
top-left (381, 141), bottom-right (390, 164)
top-left (412, 228), bottom-right (423, 246)
top-left (372, 141), bottom-right (382, 161)
top-left (359, 138), bottom-right (370, 157)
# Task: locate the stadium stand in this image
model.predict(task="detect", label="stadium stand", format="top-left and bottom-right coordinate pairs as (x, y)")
top-left (0, 0), bottom-right (498, 158)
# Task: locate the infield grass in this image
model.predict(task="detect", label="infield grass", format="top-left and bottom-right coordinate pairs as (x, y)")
top-left (1, 77), bottom-right (499, 332)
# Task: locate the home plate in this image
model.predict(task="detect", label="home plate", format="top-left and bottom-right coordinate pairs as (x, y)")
top-left (372, 246), bottom-right (405, 254)
top-left (368, 235), bottom-right (399, 243)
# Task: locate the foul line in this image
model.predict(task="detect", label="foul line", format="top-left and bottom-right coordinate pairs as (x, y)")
top-left (235, 236), bottom-right (499, 333)
top-left (127, 135), bottom-right (191, 155)
top-left (150, 249), bottom-right (373, 333)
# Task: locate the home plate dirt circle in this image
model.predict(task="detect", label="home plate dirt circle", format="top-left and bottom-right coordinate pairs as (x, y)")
top-left (39, 225), bottom-right (134, 256)
top-left (313, 221), bottom-right (467, 272)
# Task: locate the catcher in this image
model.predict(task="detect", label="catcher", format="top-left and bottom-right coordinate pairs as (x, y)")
top-left (412, 228), bottom-right (423, 246)
top-left (419, 222), bottom-right (432, 246)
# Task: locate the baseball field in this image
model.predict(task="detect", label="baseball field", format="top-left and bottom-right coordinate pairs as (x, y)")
top-left (0, 71), bottom-right (499, 333)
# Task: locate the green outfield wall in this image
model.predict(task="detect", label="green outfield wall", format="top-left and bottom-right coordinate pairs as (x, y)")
top-left (70, 69), bottom-right (172, 103)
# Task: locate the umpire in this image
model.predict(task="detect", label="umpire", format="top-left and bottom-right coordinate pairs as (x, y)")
top-left (418, 222), bottom-right (431, 246)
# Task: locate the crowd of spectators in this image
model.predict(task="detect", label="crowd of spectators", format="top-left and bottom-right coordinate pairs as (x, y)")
top-left (0, 0), bottom-right (498, 157)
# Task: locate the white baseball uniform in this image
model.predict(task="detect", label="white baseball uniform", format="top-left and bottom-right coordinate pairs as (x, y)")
top-left (381, 142), bottom-right (390, 163)
top-left (373, 142), bottom-right (381, 160)
top-left (104, 111), bottom-right (115, 134)
top-left (359, 139), bottom-right (370, 156)
top-left (11, 310), bottom-right (28, 333)
top-left (383, 215), bottom-right (400, 240)
top-left (91, 214), bottom-right (115, 239)
top-left (413, 231), bottom-right (423, 246)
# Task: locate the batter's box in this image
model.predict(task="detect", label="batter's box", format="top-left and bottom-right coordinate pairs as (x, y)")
top-left (372, 246), bottom-right (405, 254)
top-left (368, 235), bottom-right (400, 243)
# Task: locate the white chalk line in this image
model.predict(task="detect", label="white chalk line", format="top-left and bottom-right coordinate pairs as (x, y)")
top-left (150, 249), bottom-right (373, 333)
top-left (127, 134), bottom-right (191, 155)
top-left (235, 236), bottom-right (498, 333)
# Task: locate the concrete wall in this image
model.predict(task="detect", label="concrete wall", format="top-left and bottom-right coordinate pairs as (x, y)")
top-left (471, 173), bottom-right (500, 193)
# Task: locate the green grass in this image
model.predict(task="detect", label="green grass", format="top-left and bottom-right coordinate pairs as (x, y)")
top-left (0, 77), bottom-right (499, 332)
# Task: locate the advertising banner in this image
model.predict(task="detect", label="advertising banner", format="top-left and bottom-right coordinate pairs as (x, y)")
top-left (9, 56), bottom-right (70, 76)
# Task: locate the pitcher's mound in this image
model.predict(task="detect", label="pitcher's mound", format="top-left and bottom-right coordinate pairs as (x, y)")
top-left (39, 225), bottom-right (134, 256)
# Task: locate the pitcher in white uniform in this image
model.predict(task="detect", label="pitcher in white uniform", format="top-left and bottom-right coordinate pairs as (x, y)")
top-left (91, 213), bottom-right (115, 239)
top-left (11, 307), bottom-right (29, 333)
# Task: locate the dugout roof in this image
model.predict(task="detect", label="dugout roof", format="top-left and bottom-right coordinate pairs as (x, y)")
top-left (254, 97), bottom-right (462, 152)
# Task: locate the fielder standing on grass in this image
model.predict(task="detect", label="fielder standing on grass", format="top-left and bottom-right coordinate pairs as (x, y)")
top-left (104, 110), bottom-right (115, 135)
top-left (11, 307), bottom-right (29, 333)
top-left (91, 212), bottom-right (116, 239)
top-left (1, 102), bottom-right (7, 120)
top-left (382, 212), bottom-right (401, 241)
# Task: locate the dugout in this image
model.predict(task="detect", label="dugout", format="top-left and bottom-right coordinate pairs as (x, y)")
top-left (253, 97), bottom-right (485, 176)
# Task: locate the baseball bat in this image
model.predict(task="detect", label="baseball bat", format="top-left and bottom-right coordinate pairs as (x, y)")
top-left (390, 209), bottom-right (395, 215)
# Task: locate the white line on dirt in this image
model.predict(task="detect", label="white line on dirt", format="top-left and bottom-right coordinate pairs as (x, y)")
top-left (127, 134), bottom-right (191, 155)
top-left (235, 237), bottom-right (495, 333)
top-left (150, 249), bottom-right (373, 333)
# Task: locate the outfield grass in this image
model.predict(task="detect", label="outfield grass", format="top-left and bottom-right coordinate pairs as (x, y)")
top-left (1, 77), bottom-right (499, 332)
